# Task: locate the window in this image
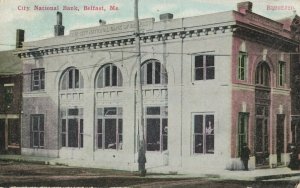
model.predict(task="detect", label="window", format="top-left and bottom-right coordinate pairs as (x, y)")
top-left (255, 62), bottom-right (270, 86)
top-left (31, 115), bottom-right (44, 148)
top-left (194, 55), bottom-right (215, 80)
top-left (193, 114), bottom-right (214, 154)
top-left (238, 52), bottom-right (247, 80)
top-left (3, 84), bottom-right (13, 109)
top-left (61, 108), bottom-right (83, 148)
top-left (278, 61), bottom-right (286, 86)
top-left (238, 113), bottom-right (248, 157)
top-left (145, 106), bottom-right (168, 151)
top-left (32, 69), bottom-right (45, 91)
top-left (60, 68), bottom-right (84, 90)
top-left (97, 64), bottom-right (123, 88)
top-left (96, 107), bottom-right (122, 150)
top-left (140, 60), bottom-right (168, 85)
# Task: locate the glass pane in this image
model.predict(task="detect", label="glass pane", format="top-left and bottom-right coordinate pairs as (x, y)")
top-left (80, 134), bottom-right (83, 148)
top-left (97, 119), bottom-right (102, 133)
top-left (205, 115), bottom-right (214, 135)
top-left (146, 107), bottom-right (160, 115)
top-left (97, 134), bottom-right (102, 149)
top-left (195, 68), bottom-right (204, 80)
top-left (104, 108), bottom-right (117, 116)
top-left (105, 119), bottom-right (117, 149)
top-left (62, 134), bottom-right (66, 147)
top-left (33, 132), bottom-right (39, 147)
top-left (206, 55), bottom-right (214, 67)
top-left (162, 118), bottom-right (168, 151)
top-left (75, 69), bottom-right (79, 88)
top-left (97, 69), bottom-right (104, 88)
top-left (32, 116), bottom-right (39, 131)
top-left (68, 109), bottom-right (79, 116)
top-left (118, 119), bottom-right (123, 134)
top-left (105, 65), bottom-right (111, 86)
top-left (117, 69), bottom-right (123, 86)
top-left (80, 119), bottom-right (83, 133)
top-left (146, 119), bottom-right (160, 151)
top-left (62, 119), bottom-right (66, 132)
top-left (40, 115), bottom-right (44, 131)
top-left (195, 55), bottom-right (203, 67)
top-left (194, 135), bottom-right (203, 153)
top-left (40, 132), bottom-right (44, 147)
top-left (41, 80), bottom-right (45, 89)
top-left (155, 62), bottom-right (161, 84)
top-left (68, 69), bottom-right (73, 89)
top-left (147, 62), bottom-right (153, 84)
top-left (118, 134), bottom-right (123, 150)
top-left (194, 115), bottom-right (203, 134)
top-left (206, 67), bottom-right (215, 80)
top-left (112, 65), bottom-right (117, 86)
top-left (40, 70), bottom-right (45, 79)
top-left (68, 119), bottom-right (78, 147)
top-left (206, 135), bottom-right (214, 154)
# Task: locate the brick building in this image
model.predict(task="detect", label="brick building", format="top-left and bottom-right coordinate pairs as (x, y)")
top-left (0, 50), bottom-right (22, 154)
top-left (16, 2), bottom-right (300, 172)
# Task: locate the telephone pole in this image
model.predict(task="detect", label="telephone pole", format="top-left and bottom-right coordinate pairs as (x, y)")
top-left (134, 0), bottom-right (146, 177)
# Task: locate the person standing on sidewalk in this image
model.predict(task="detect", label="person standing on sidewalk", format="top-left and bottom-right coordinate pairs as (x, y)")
top-left (241, 143), bottom-right (251, 171)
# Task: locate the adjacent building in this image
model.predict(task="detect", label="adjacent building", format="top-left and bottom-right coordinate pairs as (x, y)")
top-left (0, 50), bottom-right (22, 154)
top-left (16, 2), bottom-right (300, 172)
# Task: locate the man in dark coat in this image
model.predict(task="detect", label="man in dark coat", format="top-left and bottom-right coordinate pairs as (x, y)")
top-left (241, 143), bottom-right (251, 171)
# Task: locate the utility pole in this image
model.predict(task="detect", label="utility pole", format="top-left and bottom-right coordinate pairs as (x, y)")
top-left (134, 0), bottom-right (146, 177)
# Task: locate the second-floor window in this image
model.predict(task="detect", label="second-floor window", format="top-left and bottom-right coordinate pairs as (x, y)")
top-left (32, 69), bottom-right (45, 91)
top-left (278, 61), bottom-right (286, 87)
top-left (238, 52), bottom-right (247, 81)
top-left (97, 64), bottom-right (123, 88)
top-left (3, 84), bottom-right (13, 109)
top-left (194, 55), bottom-right (215, 80)
top-left (60, 68), bottom-right (84, 90)
top-left (140, 60), bottom-right (168, 85)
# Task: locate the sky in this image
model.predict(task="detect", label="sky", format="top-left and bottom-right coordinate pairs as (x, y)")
top-left (0, 0), bottom-right (299, 51)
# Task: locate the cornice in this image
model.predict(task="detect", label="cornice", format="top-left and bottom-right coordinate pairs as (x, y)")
top-left (16, 24), bottom-right (237, 59)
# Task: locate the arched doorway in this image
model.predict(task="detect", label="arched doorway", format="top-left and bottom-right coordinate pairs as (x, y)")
top-left (254, 62), bottom-right (271, 166)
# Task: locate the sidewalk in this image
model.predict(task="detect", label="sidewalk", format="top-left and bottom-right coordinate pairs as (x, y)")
top-left (1, 154), bottom-right (299, 181)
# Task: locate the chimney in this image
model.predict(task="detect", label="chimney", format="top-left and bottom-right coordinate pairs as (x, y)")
top-left (237, 1), bottom-right (253, 14)
top-left (159, 13), bottom-right (173, 21)
top-left (16, 29), bottom-right (25, 49)
top-left (54, 12), bottom-right (65, 36)
top-left (99, 19), bottom-right (106, 25)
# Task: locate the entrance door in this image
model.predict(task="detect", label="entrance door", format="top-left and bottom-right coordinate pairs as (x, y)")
top-left (276, 115), bottom-right (285, 164)
top-left (0, 119), bottom-right (5, 152)
top-left (255, 106), bottom-right (269, 166)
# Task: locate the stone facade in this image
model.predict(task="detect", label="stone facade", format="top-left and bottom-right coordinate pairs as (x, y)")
top-left (17, 2), bottom-right (300, 172)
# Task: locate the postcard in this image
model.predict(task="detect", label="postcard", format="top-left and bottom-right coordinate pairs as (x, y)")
top-left (0, 0), bottom-right (300, 187)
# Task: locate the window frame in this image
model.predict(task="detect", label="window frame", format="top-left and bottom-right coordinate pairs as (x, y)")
top-left (192, 113), bottom-right (215, 155)
top-left (60, 108), bottom-right (84, 148)
top-left (255, 62), bottom-right (270, 87)
top-left (140, 60), bottom-right (168, 85)
top-left (97, 64), bottom-right (123, 88)
top-left (278, 61), bottom-right (286, 87)
top-left (3, 84), bottom-right (14, 109)
top-left (31, 68), bottom-right (45, 91)
top-left (60, 68), bottom-right (84, 90)
top-left (145, 106), bottom-right (168, 152)
top-left (238, 52), bottom-right (247, 81)
top-left (194, 55), bottom-right (215, 81)
top-left (96, 107), bottom-right (123, 150)
top-left (238, 112), bottom-right (249, 157)
top-left (30, 114), bottom-right (44, 149)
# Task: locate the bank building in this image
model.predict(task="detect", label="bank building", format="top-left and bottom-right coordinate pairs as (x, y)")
top-left (15, 1), bottom-right (300, 173)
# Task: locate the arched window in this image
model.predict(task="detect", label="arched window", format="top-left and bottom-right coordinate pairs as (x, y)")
top-left (60, 68), bottom-right (84, 90)
top-left (255, 62), bottom-right (270, 86)
top-left (140, 60), bottom-right (168, 85)
top-left (96, 64), bottom-right (123, 88)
